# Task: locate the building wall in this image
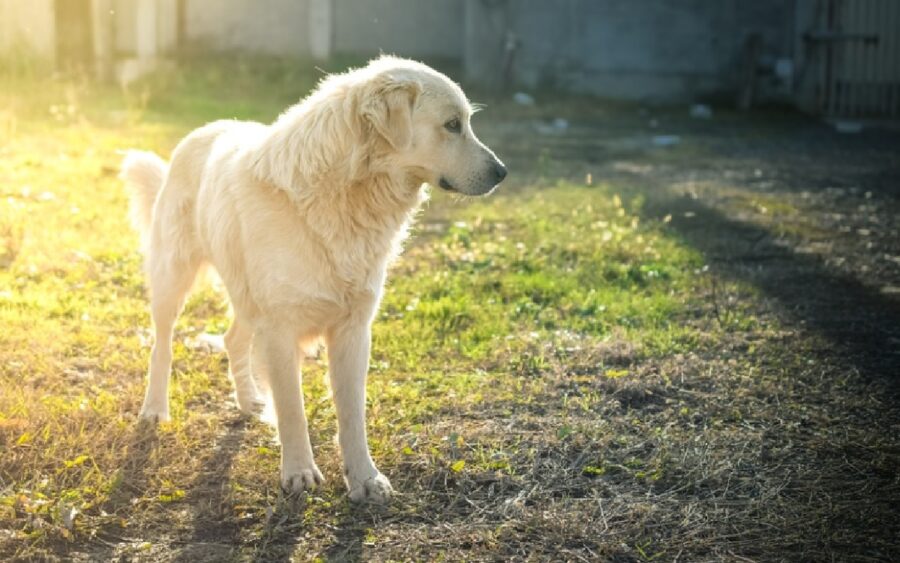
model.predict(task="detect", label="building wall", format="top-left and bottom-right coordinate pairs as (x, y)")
top-left (1, 0), bottom-right (803, 103)
top-left (182, 0), bottom-right (462, 60)
top-left (0, 0), bottom-right (56, 61)
top-left (112, 0), bottom-right (178, 56)
top-left (184, 0), bottom-right (311, 55)
top-left (464, 0), bottom-right (795, 101)
top-left (332, 0), bottom-right (462, 59)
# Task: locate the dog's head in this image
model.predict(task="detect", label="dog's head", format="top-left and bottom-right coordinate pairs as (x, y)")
top-left (359, 57), bottom-right (507, 196)
top-left (254, 57), bottom-right (506, 197)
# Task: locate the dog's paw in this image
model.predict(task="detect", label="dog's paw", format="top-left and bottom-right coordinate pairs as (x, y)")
top-left (138, 404), bottom-right (170, 423)
top-left (281, 465), bottom-right (324, 495)
top-left (347, 472), bottom-right (393, 504)
top-left (234, 389), bottom-right (266, 417)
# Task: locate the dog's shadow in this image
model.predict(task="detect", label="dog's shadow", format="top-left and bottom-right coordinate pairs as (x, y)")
top-left (172, 414), bottom-right (250, 561)
top-left (104, 419), bottom-right (161, 513)
top-left (319, 515), bottom-right (366, 563)
top-left (248, 495), bottom-right (311, 562)
top-left (249, 494), bottom-right (384, 562)
top-left (246, 493), bottom-right (369, 562)
top-left (107, 415), bottom-right (370, 561)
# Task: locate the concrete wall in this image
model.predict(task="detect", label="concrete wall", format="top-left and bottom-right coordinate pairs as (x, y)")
top-left (332, 0), bottom-right (461, 59)
top-left (181, 0), bottom-right (462, 60)
top-left (112, 0), bottom-right (178, 56)
top-left (1, 0), bottom-right (803, 103)
top-left (464, 0), bottom-right (795, 101)
top-left (184, 0), bottom-right (311, 55)
top-left (0, 0), bottom-right (56, 61)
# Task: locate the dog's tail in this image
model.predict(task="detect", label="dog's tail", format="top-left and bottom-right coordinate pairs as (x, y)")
top-left (120, 150), bottom-right (168, 244)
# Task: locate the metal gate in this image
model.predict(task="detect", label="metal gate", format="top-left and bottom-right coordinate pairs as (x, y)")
top-left (802, 0), bottom-right (900, 117)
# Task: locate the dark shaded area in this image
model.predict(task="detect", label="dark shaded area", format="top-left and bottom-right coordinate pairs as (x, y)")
top-left (173, 417), bottom-right (248, 562)
top-left (319, 512), bottom-right (367, 563)
top-left (646, 191), bottom-right (900, 383)
top-left (246, 497), bottom-right (307, 563)
top-left (103, 421), bottom-right (160, 513)
top-left (475, 103), bottom-right (900, 560)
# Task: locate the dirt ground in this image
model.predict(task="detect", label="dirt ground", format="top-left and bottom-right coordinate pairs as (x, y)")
top-left (491, 99), bottom-right (900, 372)
top-left (3, 69), bottom-right (900, 561)
top-left (476, 100), bottom-right (900, 561)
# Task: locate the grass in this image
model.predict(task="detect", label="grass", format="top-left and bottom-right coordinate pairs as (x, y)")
top-left (2, 58), bottom-right (899, 561)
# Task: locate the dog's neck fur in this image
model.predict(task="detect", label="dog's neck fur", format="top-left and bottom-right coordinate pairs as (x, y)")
top-left (252, 82), bottom-right (430, 290)
top-left (304, 170), bottom-right (427, 292)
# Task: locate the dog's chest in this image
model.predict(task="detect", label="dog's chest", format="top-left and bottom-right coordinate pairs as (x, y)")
top-left (329, 225), bottom-right (404, 294)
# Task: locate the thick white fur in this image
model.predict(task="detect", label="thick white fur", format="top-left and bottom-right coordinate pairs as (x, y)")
top-left (121, 56), bottom-right (504, 503)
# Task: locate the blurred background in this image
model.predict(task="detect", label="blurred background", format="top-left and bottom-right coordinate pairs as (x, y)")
top-left (2, 0), bottom-right (899, 116)
top-left (2, 2), bottom-right (900, 561)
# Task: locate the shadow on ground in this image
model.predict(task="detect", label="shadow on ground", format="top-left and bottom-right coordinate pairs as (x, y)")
top-left (173, 416), bottom-right (248, 562)
top-left (645, 190), bottom-right (900, 383)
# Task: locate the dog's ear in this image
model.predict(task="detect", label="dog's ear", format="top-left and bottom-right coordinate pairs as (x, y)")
top-left (360, 75), bottom-right (422, 150)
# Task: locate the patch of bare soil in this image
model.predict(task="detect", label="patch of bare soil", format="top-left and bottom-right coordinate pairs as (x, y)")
top-left (446, 105), bottom-right (900, 561)
top-left (33, 104), bottom-right (900, 562)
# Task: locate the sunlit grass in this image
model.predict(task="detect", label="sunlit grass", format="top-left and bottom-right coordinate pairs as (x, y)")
top-left (0, 60), bottom-right (761, 559)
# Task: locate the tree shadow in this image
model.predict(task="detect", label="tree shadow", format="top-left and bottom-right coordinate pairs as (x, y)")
top-left (643, 190), bottom-right (900, 384)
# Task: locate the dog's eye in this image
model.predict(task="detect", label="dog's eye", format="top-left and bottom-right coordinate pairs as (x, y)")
top-left (444, 118), bottom-right (461, 133)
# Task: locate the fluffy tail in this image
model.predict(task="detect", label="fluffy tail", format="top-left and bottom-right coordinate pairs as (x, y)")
top-left (120, 150), bottom-right (168, 244)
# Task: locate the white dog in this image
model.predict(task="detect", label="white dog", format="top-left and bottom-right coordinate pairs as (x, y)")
top-left (121, 56), bottom-right (506, 503)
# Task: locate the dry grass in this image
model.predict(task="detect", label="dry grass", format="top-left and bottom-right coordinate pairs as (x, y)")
top-left (1, 58), bottom-right (899, 561)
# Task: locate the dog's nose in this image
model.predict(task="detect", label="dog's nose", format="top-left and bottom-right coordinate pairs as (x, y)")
top-left (492, 161), bottom-right (508, 183)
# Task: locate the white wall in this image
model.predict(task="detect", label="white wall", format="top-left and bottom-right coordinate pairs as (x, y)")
top-left (184, 0), bottom-right (311, 55)
top-left (0, 0), bottom-right (56, 61)
top-left (332, 0), bottom-right (462, 59)
top-left (181, 0), bottom-right (463, 60)
top-left (111, 0), bottom-right (178, 55)
top-left (464, 0), bottom-right (796, 101)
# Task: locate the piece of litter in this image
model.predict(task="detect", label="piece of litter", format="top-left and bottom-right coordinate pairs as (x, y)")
top-left (534, 118), bottom-right (569, 135)
top-left (552, 117), bottom-right (569, 130)
top-left (833, 120), bottom-right (863, 134)
top-left (184, 333), bottom-right (226, 353)
top-left (689, 104), bottom-right (713, 119)
top-left (513, 92), bottom-right (535, 106)
top-left (775, 58), bottom-right (794, 81)
top-left (198, 333), bottom-right (225, 352)
top-left (60, 505), bottom-right (79, 530)
top-left (652, 135), bottom-right (681, 147)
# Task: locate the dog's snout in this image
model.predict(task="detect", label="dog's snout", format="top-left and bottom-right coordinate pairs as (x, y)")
top-left (491, 161), bottom-right (508, 183)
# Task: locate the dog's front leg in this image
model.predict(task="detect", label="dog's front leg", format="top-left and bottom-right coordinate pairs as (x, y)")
top-left (257, 325), bottom-right (323, 493)
top-left (327, 322), bottom-right (393, 503)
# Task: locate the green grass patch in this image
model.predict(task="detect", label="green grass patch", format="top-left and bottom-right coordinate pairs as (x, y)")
top-left (0, 59), bottom-right (764, 559)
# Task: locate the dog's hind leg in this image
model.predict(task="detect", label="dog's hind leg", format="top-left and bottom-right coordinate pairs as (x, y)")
top-left (224, 316), bottom-right (266, 416)
top-left (139, 255), bottom-right (201, 422)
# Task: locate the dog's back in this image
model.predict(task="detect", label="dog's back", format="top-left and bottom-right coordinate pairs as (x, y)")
top-left (124, 120), bottom-right (264, 268)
